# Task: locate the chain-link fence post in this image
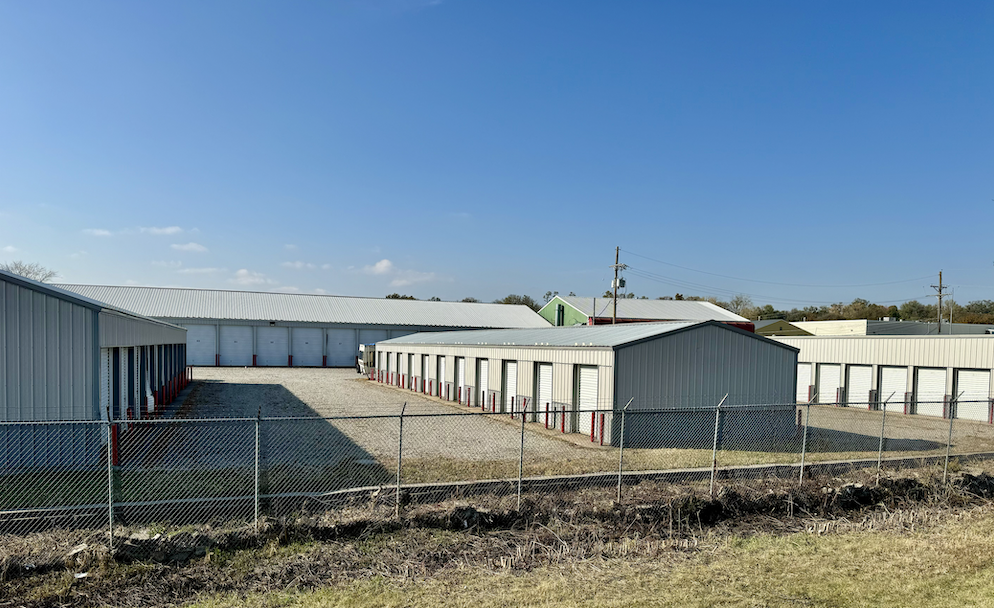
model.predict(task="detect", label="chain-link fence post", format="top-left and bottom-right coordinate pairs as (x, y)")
top-left (876, 392), bottom-right (893, 482)
top-left (798, 401), bottom-right (811, 487)
top-left (254, 408), bottom-right (261, 532)
top-left (396, 403), bottom-right (406, 516)
top-left (517, 407), bottom-right (525, 510)
top-left (943, 396), bottom-right (957, 484)
top-left (106, 405), bottom-right (114, 553)
top-left (616, 398), bottom-right (633, 503)
top-left (709, 394), bottom-right (728, 498)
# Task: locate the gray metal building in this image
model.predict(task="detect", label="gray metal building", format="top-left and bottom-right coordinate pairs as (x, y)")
top-left (375, 321), bottom-right (798, 446)
top-left (2, 270), bottom-right (188, 468)
top-left (777, 335), bottom-right (994, 423)
top-left (55, 285), bottom-right (551, 368)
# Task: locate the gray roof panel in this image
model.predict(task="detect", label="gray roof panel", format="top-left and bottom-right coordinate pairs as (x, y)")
top-left (54, 284), bottom-right (551, 328)
top-left (545, 296), bottom-right (748, 323)
top-left (380, 321), bottom-right (705, 348)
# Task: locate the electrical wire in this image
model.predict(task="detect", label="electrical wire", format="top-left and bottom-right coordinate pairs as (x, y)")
top-left (621, 248), bottom-right (934, 288)
top-left (625, 266), bottom-right (931, 307)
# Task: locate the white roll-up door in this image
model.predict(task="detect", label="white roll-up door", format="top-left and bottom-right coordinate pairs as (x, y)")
top-left (478, 359), bottom-right (489, 406)
top-left (438, 356), bottom-right (447, 398)
top-left (846, 365), bottom-right (872, 407)
top-left (915, 368), bottom-right (946, 417)
top-left (327, 329), bottom-right (357, 367)
top-left (100, 348), bottom-right (111, 422)
top-left (456, 357), bottom-right (466, 402)
top-left (537, 363), bottom-right (553, 411)
top-left (796, 363), bottom-right (811, 403)
top-left (219, 325), bottom-right (253, 366)
top-left (185, 324), bottom-right (216, 366)
top-left (291, 328), bottom-right (323, 367)
top-left (577, 366), bottom-right (598, 435)
top-left (257, 326), bottom-right (289, 367)
top-left (358, 329), bottom-right (389, 346)
top-left (503, 361), bottom-right (518, 411)
top-left (956, 370), bottom-right (991, 422)
top-left (879, 366), bottom-right (907, 411)
top-left (817, 364), bottom-right (841, 404)
top-left (422, 354), bottom-right (430, 391)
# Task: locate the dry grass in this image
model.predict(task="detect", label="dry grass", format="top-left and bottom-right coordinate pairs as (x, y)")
top-left (189, 504), bottom-right (994, 608)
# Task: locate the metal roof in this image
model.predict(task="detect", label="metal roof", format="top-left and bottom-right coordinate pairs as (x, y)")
top-left (54, 284), bottom-right (551, 328)
top-left (544, 296), bottom-right (748, 323)
top-left (381, 321), bottom-right (716, 348)
top-left (2, 270), bottom-right (184, 331)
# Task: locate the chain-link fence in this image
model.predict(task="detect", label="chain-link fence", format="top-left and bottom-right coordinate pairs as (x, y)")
top-left (4, 397), bottom-right (994, 546)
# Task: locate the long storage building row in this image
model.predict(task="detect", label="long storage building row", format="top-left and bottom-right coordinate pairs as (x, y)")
top-left (777, 336), bottom-right (994, 422)
top-left (374, 321), bottom-right (799, 447)
top-left (55, 285), bottom-right (551, 367)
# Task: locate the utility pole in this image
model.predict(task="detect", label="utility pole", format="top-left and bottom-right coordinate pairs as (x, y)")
top-left (610, 247), bottom-right (627, 325)
top-left (931, 271), bottom-right (948, 335)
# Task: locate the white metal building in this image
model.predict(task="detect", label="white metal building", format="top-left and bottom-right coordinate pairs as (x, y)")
top-left (55, 285), bottom-right (551, 368)
top-left (792, 319), bottom-right (994, 336)
top-left (2, 270), bottom-right (188, 468)
top-left (777, 336), bottom-right (994, 423)
top-left (375, 321), bottom-right (798, 446)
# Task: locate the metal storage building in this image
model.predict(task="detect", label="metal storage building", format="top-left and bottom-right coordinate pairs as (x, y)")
top-left (375, 321), bottom-right (798, 446)
top-left (2, 270), bottom-right (188, 468)
top-left (777, 336), bottom-right (994, 423)
top-left (55, 285), bottom-right (551, 368)
top-left (538, 295), bottom-right (753, 330)
top-left (791, 319), bottom-right (994, 336)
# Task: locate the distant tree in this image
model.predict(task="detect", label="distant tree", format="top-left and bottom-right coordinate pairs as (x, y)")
top-left (674, 293), bottom-right (684, 301)
top-left (493, 294), bottom-right (541, 312)
top-left (727, 294), bottom-right (753, 315)
top-left (568, 291), bottom-right (576, 297)
top-left (428, 296), bottom-right (442, 302)
top-left (543, 290), bottom-right (559, 302)
top-left (385, 293), bottom-right (417, 300)
top-left (603, 290), bottom-right (613, 298)
top-left (658, 296), bottom-right (674, 300)
top-left (460, 297), bottom-right (480, 303)
top-left (899, 300), bottom-right (933, 322)
top-left (0, 260), bottom-right (58, 282)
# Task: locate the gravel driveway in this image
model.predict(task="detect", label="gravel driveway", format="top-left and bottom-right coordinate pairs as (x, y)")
top-left (184, 367), bottom-right (573, 464)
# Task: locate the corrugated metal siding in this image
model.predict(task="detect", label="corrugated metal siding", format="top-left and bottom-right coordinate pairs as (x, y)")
top-left (615, 324), bottom-right (796, 410)
top-left (777, 336), bottom-right (994, 369)
top-left (99, 311), bottom-right (187, 348)
top-left (1, 278), bottom-right (96, 421)
top-left (57, 284), bottom-right (550, 329)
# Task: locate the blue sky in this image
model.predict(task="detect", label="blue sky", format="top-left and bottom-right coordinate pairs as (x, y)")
top-left (1, 1), bottom-right (991, 308)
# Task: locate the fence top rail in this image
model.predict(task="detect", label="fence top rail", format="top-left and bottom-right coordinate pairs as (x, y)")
top-left (0, 404), bottom-right (803, 426)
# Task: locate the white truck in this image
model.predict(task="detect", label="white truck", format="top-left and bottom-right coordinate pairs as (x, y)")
top-left (357, 343), bottom-right (376, 375)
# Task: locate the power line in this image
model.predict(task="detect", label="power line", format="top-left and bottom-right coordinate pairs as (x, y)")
top-left (621, 248), bottom-right (934, 288)
top-left (625, 266), bottom-right (931, 307)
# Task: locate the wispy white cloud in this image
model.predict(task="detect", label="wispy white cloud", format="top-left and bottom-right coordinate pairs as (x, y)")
top-left (152, 260), bottom-right (182, 268)
top-left (2, 245), bottom-right (17, 253)
top-left (363, 259), bottom-right (395, 275)
top-left (313, 288), bottom-right (327, 295)
top-left (282, 261), bottom-right (316, 270)
top-left (83, 228), bottom-right (112, 237)
top-left (140, 226), bottom-right (183, 235)
top-left (177, 267), bottom-right (226, 274)
top-left (230, 269), bottom-right (274, 286)
top-left (274, 286), bottom-right (300, 293)
top-left (171, 242), bottom-right (209, 253)
top-left (391, 270), bottom-right (437, 287)
top-left (69, 250), bottom-right (88, 259)
top-left (321, 263), bottom-right (332, 270)
top-left (362, 258), bottom-right (441, 287)
top-left (285, 244), bottom-right (298, 250)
